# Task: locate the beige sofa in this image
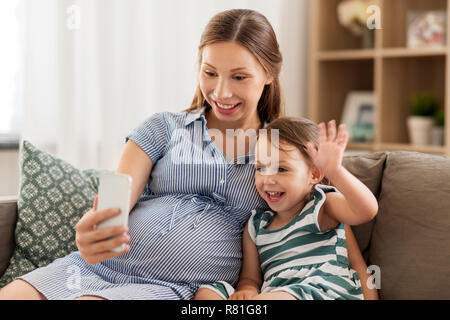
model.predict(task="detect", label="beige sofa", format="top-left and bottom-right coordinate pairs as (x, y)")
top-left (1, 151), bottom-right (449, 299)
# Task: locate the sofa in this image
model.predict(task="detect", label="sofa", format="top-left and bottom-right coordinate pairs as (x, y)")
top-left (1, 149), bottom-right (450, 299)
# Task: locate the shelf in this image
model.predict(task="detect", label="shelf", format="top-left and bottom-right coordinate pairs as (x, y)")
top-left (382, 0), bottom-right (447, 48)
top-left (347, 142), bottom-right (376, 151)
top-left (317, 49), bottom-right (375, 61)
top-left (382, 47), bottom-right (448, 58)
top-left (316, 0), bottom-right (378, 51)
top-left (380, 55), bottom-right (446, 145)
top-left (316, 47), bottom-right (448, 61)
top-left (375, 143), bottom-right (446, 155)
top-left (347, 142), bottom-right (446, 155)
top-left (309, 0), bottom-right (450, 157)
top-left (315, 60), bottom-right (374, 122)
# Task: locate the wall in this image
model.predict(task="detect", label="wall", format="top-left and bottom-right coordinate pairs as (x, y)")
top-left (279, 0), bottom-right (309, 117)
top-left (0, 0), bottom-right (310, 195)
top-left (0, 149), bottom-right (19, 196)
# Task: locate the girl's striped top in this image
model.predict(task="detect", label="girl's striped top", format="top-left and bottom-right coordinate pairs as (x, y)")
top-left (249, 184), bottom-right (350, 281)
top-left (248, 184), bottom-right (363, 299)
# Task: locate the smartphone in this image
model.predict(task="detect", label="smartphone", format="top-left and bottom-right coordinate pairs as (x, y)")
top-left (96, 173), bottom-right (132, 252)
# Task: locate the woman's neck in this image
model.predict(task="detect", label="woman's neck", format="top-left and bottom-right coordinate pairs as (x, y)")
top-left (204, 107), bottom-right (262, 162)
top-left (205, 108), bottom-right (262, 134)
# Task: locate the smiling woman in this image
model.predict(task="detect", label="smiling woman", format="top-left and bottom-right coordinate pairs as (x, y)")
top-left (187, 8), bottom-right (284, 130)
top-left (0, 8), bottom-right (282, 301)
top-left (199, 42), bottom-right (273, 128)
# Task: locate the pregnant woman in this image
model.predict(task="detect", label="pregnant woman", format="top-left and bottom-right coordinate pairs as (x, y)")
top-left (0, 9), bottom-right (377, 300)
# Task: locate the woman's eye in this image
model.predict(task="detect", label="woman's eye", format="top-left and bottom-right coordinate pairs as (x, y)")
top-left (278, 167), bottom-right (287, 172)
top-left (234, 76), bottom-right (246, 81)
top-left (256, 167), bottom-right (266, 173)
top-left (204, 71), bottom-right (216, 77)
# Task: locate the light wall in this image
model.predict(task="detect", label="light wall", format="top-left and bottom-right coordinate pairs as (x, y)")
top-left (0, 150), bottom-right (19, 196)
top-left (0, 0), bottom-right (310, 195)
top-left (279, 0), bottom-right (309, 117)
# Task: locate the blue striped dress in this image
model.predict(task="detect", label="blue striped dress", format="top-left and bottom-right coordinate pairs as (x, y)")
top-left (18, 107), bottom-right (268, 300)
top-left (201, 185), bottom-right (364, 300)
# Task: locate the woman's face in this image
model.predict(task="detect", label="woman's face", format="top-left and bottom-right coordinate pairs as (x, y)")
top-left (199, 41), bottom-right (272, 127)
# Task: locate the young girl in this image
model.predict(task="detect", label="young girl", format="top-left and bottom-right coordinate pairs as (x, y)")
top-left (195, 117), bottom-right (378, 300)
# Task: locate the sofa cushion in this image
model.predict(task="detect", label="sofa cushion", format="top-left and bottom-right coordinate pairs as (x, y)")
top-left (342, 152), bottom-right (386, 262)
top-left (0, 141), bottom-right (108, 288)
top-left (370, 151), bottom-right (450, 299)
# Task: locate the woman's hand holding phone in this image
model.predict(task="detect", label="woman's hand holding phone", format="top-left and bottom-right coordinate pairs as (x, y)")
top-left (75, 195), bottom-right (131, 265)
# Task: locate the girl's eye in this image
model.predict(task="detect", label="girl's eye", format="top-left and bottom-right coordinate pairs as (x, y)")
top-left (233, 75), bottom-right (246, 81)
top-left (278, 167), bottom-right (287, 172)
top-left (255, 167), bottom-right (266, 173)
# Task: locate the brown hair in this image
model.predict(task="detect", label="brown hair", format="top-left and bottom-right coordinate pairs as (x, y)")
top-left (264, 116), bottom-right (329, 185)
top-left (185, 9), bottom-right (284, 124)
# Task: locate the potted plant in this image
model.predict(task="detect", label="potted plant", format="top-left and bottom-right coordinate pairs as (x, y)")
top-left (407, 91), bottom-right (439, 146)
top-left (431, 109), bottom-right (445, 146)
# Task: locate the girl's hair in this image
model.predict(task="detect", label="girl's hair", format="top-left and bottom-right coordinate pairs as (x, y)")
top-left (185, 9), bottom-right (284, 124)
top-left (264, 116), bottom-right (329, 184)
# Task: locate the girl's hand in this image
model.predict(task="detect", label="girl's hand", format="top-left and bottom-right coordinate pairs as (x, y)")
top-left (75, 195), bottom-right (131, 265)
top-left (306, 120), bottom-right (349, 178)
top-left (228, 289), bottom-right (258, 300)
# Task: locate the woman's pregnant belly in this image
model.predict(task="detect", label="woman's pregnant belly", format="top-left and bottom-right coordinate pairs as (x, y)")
top-left (103, 195), bottom-right (244, 285)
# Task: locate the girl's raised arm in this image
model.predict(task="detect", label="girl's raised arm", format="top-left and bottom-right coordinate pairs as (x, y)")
top-left (307, 120), bottom-right (378, 226)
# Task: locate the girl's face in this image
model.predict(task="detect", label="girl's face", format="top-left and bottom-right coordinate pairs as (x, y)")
top-left (199, 41), bottom-right (272, 127)
top-left (255, 135), bottom-right (319, 217)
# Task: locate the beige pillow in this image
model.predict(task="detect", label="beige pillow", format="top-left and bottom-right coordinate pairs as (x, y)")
top-left (370, 151), bottom-right (450, 299)
top-left (343, 152), bottom-right (386, 262)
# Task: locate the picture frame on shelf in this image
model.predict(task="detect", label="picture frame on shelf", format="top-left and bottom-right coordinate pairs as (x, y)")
top-left (341, 91), bottom-right (375, 143)
top-left (407, 10), bottom-right (447, 48)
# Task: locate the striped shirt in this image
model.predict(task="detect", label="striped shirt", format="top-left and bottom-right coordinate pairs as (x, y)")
top-left (19, 107), bottom-right (269, 300)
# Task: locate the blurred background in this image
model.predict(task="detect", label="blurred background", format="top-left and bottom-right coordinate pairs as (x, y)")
top-left (0, 0), bottom-right (309, 195)
top-left (1, 0), bottom-right (449, 196)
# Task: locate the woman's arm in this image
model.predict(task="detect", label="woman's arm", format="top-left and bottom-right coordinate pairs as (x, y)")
top-left (229, 223), bottom-right (263, 300)
top-left (345, 225), bottom-right (379, 300)
top-left (116, 139), bottom-right (154, 212)
top-left (75, 139), bottom-right (153, 265)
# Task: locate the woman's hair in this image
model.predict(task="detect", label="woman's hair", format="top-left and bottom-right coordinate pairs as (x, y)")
top-left (263, 116), bottom-right (329, 185)
top-left (186, 9), bottom-right (284, 124)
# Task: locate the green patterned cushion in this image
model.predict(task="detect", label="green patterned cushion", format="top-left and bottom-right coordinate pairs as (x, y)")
top-left (0, 140), bottom-right (110, 288)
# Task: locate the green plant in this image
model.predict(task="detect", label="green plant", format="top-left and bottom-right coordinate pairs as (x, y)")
top-left (435, 109), bottom-right (445, 127)
top-left (409, 91), bottom-right (439, 117)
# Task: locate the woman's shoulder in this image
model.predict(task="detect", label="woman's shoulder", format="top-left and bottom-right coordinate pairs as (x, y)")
top-left (143, 109), bottom-right (187, 122)
top-left (139, 109), bottom-right (201, 129)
